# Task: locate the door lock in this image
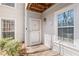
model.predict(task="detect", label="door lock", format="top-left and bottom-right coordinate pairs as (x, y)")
top-left (26, 28), bottom-right (27, 30)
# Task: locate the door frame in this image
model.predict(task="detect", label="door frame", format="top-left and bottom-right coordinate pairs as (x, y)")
top-left (25, 17), bottom-right (42, 46)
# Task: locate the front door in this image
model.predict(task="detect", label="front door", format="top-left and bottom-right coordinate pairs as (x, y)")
top-left (28, 18), bottom-right (41, 46)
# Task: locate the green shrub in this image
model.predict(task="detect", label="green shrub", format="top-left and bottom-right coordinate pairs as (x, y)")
top-left (4, 39), bottom-right (21, 56)
top-left (0, 38), bottom-right (11, 50)
top-left (0, 38), bottom-right (21, 56)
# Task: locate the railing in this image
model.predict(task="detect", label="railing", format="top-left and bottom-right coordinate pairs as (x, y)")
top-left (53, 41), bottom-right (79, 55)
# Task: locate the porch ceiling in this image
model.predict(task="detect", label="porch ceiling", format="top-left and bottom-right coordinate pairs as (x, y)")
top-left (26, 3), bottom-right (55, 13)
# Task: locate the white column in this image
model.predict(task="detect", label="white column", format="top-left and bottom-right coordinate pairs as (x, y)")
top-left (0, 18), bottom-right (1, 38)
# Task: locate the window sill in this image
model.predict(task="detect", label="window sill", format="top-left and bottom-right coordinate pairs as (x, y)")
top-left (0, 4), bottom-right (16, 9)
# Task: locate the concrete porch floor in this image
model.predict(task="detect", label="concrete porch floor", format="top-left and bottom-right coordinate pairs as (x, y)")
top-left (27, 44), bottom-right (61, 56)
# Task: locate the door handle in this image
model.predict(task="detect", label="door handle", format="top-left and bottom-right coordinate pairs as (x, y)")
top-left (26, 28), bottom-right (27, 30)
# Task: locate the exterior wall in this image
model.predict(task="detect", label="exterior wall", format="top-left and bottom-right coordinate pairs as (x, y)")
top-left (15, 3), bottom-right (25, 41)
top-left (25, 10), bottom-right (42, 46)
top-left (42, 3), bottom-right (72, 48)
top-left (0, 3), bottom-right (25, 41)
top-left (42, 13), bottom-right (55, 48)
top-left (42, 3), bottom-right (79, 55)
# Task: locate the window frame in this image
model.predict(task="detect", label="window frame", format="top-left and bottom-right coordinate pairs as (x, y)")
top-left (57, 9), bottom-right (74, 44)
top-left (1, 19), bottom-right (15, 39)
top-left (1, 3), bottom-right (16, 8)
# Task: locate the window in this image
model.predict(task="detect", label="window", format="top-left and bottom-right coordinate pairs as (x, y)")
top-left (1, 3), bottom-right (15, 7)
top-left (58, 9), bottom-right (74, 26)
top-left (1, 20), bottom-right (15, 39)
top-left (58, 9), bottom-right (74, 43)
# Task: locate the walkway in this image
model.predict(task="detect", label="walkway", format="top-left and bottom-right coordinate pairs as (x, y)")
top-left (27, 44), bottom-right (61, 56)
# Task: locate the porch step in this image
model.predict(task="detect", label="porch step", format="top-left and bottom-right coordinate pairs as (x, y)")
top-left (27, 44), bottom-right (50, 54)
top-left (28, 50), bottom-right (60, 56)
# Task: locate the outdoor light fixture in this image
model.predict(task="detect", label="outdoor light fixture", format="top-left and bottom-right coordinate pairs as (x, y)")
top-left (44, 18), bottom-right (46, 22)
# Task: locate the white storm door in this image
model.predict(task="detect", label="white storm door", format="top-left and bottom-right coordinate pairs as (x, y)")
top-left (29, 18), bottom-right (41, 45)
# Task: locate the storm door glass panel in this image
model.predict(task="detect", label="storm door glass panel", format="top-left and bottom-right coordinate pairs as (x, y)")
top-left (1, 20), bottom-right (15, 39)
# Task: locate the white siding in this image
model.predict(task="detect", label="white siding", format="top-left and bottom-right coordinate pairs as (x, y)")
top-left (42, 3), bottom-right (79, 55)
top-left (0, 3), bottom-right (25, 41)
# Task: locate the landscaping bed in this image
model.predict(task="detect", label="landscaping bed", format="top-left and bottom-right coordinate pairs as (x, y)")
top-left (0, 38), bottom-right (26, 56)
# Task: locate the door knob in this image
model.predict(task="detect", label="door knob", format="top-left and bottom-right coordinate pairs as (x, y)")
top-left (26, 28), bottom-right (27, 30)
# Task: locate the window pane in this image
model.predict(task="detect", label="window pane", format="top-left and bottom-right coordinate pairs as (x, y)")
top-left (58, 9), bottom-right (74, 27)
top-left (63, 27), bottom-right (74, 43)
top-left (63, 28), bottom-right (68, 41)
top-left (58, 27), bottom-right (74, 43)
top-left (67, 9), bottom-right (74, 26)
top-left (58, 28), bottom-right (63, 40)
top-left (1, 20), bottom-right (15, 39)
top-left (2, 3), bottom-right (15, 7)
top-left (58, 14), bottom-right (64, 26)
top-left (66, 27), bottom-right (74, 43)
